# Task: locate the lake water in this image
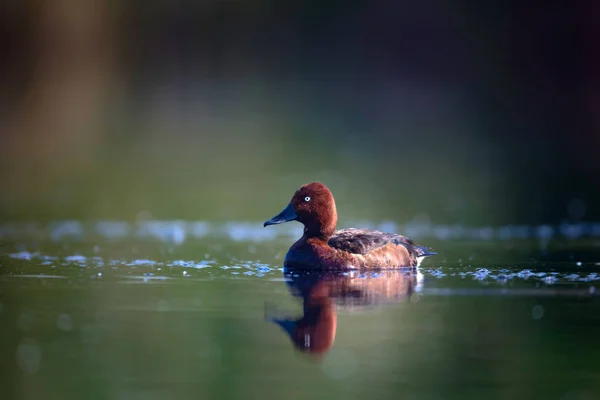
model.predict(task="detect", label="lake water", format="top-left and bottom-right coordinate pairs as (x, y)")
top-left (1, 221), bottom-right (600, 400)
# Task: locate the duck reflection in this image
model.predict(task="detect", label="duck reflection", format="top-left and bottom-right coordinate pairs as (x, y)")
top-left (267, 267), bottom-right (421, 356)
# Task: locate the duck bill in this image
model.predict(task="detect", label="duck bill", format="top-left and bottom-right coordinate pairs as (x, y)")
top-left (264, 203), bottom-right (297, 227)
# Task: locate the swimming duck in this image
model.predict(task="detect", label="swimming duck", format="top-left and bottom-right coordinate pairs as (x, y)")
top-left (264, 182), bottom-right (436, 269)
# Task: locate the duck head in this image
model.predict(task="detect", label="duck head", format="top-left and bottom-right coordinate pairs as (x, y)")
top-left (264, 182), bottom-right (338, 238)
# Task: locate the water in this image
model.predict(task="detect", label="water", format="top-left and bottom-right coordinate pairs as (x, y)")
top-left (2, 221), bottom-right (600, 400)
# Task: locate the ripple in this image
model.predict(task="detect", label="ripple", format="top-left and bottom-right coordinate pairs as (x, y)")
top-left (123, 275), bottom-right (173, 281)
top-left (168, 260), bottom-right (214, 268)
top-left (9, 251), bottom-right (38, 260)
top-left (65, 255), bottom-right (87, 264)
top-left (125, 259), bottom-right (158, 266)
top-left (420, 267), bottom-right (600, 285)
top-left (9, 274), bottom-right (67, 279)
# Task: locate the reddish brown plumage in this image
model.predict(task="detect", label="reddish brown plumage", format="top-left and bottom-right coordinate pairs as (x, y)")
top-left (264, 182), bottom-right (436, 270)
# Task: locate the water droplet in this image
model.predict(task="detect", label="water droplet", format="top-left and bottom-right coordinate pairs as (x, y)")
top-left (16, 338), bottom-right (42, 374)
top-left (532, 305), bottom-right (544, 320)
top-left (56, 314), bottom-right (73, 332)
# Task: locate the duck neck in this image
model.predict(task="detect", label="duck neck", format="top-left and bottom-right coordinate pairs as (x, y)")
top-left (302, 217), bottom-right (336, 241)
top-left (301, 202), bottom-right (337, 240)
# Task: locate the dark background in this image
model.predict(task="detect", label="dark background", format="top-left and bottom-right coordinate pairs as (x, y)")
top-left (0, 0), bottom-right (598, 226)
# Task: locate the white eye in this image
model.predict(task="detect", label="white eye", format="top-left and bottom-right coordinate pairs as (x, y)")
top-left (304, 196), bottom-right (311, 202)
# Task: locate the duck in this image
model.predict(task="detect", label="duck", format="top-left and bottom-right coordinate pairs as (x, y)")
top-left (263, 182), bottom-right (436, 269)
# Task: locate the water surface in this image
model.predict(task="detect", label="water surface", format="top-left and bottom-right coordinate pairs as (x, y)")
top-left (1, 221), bottom-right (600, 400)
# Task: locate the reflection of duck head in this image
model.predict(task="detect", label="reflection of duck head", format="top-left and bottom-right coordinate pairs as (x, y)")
top-left (271, 293), bottom-right (337, 355)
top-left (268, 268), bottom-right (419, 357)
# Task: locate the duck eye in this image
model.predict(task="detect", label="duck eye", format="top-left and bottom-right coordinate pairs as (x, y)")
top-left (304, 196), bottom-right (311, 202)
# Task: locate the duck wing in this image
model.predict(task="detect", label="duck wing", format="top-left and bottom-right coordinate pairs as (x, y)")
top-left (328, 228), bottom-right (435, 256)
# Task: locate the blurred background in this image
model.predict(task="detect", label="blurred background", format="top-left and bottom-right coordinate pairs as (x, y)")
top-left (3, 4), bottom-right (600, 400)
top-left (0, 0), bottom-right (598, 226)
